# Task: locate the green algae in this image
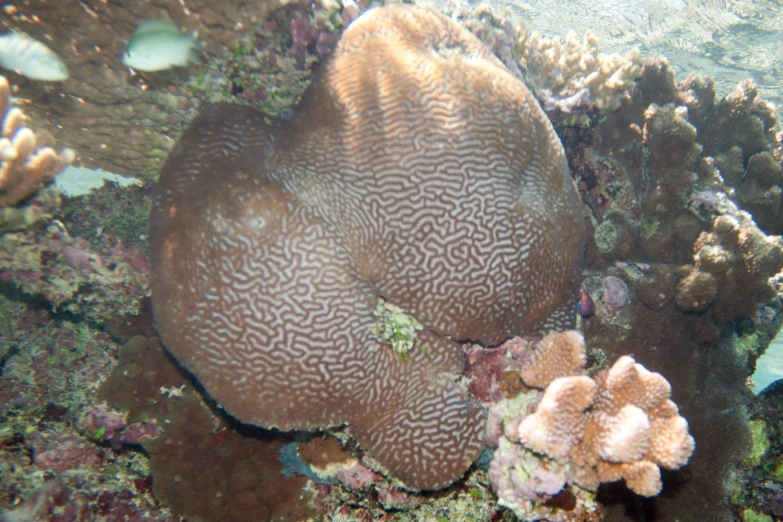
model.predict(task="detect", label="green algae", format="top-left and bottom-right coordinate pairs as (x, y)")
top-left (594, 220), bottom-right (619, 254)
top-left (744, 419), bottom-right (770, 467)
top-left (736, 331), bottom-right (770, 366)
top-left (639, 218), bottom-right (660, 240)
top-left (370, 300), bottom-right (428, 362)
top-left (742, 508), bottom-right (773, 522)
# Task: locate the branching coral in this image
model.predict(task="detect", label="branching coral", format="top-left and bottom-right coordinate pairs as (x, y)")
top-left (570, 356), bottom-right (694, 496)
top-left (448, 5), bottom-right (641, 120)
top-left (0, 75), bottom-right (74, 232)
top-left (515, 30), bottom-right (642, 115)
top-left (0, 75), bottom-right (74, 208)
top-left (518, 329), bottom-right (586, 388)
top-left (490, 330), bottom-right (694, 519)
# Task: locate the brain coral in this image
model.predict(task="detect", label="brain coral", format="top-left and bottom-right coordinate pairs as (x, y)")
top-left (150, 4), bottom-right (585, 490)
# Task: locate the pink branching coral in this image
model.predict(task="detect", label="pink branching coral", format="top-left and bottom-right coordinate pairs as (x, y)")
top-left (490, 331), bottom-right (695, 519)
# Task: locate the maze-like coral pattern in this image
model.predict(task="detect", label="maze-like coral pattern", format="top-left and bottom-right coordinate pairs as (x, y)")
top-left (150, 4), bottom-right (585, 490)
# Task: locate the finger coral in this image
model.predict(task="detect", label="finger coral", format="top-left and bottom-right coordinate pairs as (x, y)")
top-left (0, 75), bottom-right (74, 209)
top-left (490, 330), bottom-right (694, 520)
top-left (519, 330), bottom-right (587, 388)
top-left (515, 30), bottom-right (642, 115)
top-left (448, 6), bottom-right (643, 119)
top-left (150, 4), bottom-right (585, 490)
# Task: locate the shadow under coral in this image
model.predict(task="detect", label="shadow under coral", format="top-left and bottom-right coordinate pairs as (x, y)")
top-left (101, 305), bottom-right (316, 522)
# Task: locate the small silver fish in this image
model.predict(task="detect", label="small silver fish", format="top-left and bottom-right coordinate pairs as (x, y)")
top-left (0, 31), bottom-right (68, 81)
top-left (121, 20), bottom-right (199, 72)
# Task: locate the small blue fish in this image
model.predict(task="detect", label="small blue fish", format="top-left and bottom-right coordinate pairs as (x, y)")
top-left (121, 20), bottom-right (199, 72)
top-left (0, 31), bottom-right (68, 81)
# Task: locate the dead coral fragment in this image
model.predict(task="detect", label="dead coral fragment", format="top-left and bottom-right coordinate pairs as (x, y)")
top-left (0, 75), bottom-right (74, 208)
top-left (370, 299), bottom-right (426, 362)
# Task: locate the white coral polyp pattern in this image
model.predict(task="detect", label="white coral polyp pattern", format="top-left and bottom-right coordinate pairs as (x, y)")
top-left (597, 405), bottom-right (651, 463)
top-left (517, 376), bottom-right (596, 462)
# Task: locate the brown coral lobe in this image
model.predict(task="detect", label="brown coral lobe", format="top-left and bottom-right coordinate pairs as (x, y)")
top-left (150, 4), bottom-right (585, 490)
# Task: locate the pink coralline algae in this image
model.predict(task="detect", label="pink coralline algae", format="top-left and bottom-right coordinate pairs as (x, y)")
top-left (0, 223), bottom-right (150, 321)
top-left (601, 276), bottom-right (631, 316)
top-left (336, 462), bottom-right (382, 491)
top-left (29, 431), bottom-right (101, 474)
top-left (80, 403), bottom-right (160, 447)
top-left (467, 347), bottom-right (508, 402)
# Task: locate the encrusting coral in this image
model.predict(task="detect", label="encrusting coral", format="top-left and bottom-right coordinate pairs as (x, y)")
top-left (676, 211), bottom-right (783, 321)
top-left (150, 3), bottom-right (585, 491)
top-left (0, 74), bottom-right (74, 232)
top-left (490, 331), bottom-right (695, 519)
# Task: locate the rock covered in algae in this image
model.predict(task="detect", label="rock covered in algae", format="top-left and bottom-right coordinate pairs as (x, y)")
top-left (150, 4), bottom-right (585, 490)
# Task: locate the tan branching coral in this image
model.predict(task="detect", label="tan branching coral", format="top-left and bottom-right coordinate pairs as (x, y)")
top-left (507, 331), bottom-right (695, 497)
top-left (0, 75), bottom-right (74, 209)
top-left (519, 330), bottom-right (587, 388)
top-left (568, 356), bottom-right (694, 496)
top-left (516, 375), bottom-right (596, 462)
top-left (447, 6), bottom-right (641, 118)
top-left (514, 29), bottom-right (642, 113)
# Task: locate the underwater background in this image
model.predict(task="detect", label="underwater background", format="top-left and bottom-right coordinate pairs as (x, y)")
top-left (0, 0), bottom-right (782, 521)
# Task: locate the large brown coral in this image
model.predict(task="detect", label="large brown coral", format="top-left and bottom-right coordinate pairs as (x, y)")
top-left (150, 4), bottom-right (585, 490)
top-left (0, 75), bottom-right (73, 208)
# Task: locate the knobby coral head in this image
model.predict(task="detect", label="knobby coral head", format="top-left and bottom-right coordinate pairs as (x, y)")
top-left (149, 4), bottom-right (585, 490)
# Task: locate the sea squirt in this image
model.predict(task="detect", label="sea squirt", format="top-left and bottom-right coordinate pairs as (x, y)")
top-left (150, 4), bottom-right (585, 490)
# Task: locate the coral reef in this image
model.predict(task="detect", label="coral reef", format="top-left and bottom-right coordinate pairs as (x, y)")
top-left (0, 220), bottom-right (149, 321)
top-left (0, 294), bottom-right (179, 521)
top-left (0, 75), bottom-right (73, 232)
top-left (62, 181), bottom-right (154, 255)
top-left (0, 1), bottom-right (782, 521)
top-left (555, 55), bottom-right (783, 521)
top-left (488, 331), bottom-right (694, 520)
top-left (150, 3), bottom-right (584, 491)
top-left (0, 180), bottom-right (151, 322)
top-left (515, 31), bottom-right (642, 116)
